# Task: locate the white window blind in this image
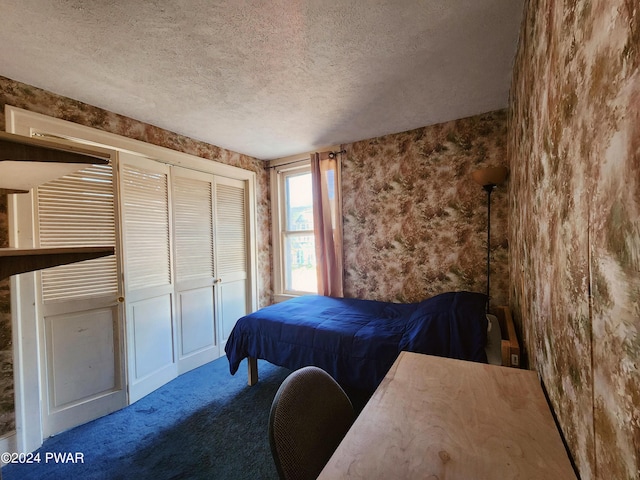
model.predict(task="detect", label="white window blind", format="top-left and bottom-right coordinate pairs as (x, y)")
top-left (37, 164), bottom-right (117, 302)
top-left (121, 164), bottom-right (171, 290)
top-left (216, 182), bottom-right (246, 275)
top-left (173, 176), bottom-right (214, 282)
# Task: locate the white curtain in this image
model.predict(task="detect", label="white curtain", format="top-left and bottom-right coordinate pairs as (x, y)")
top-left (310, 152), bottom-right (343, 297)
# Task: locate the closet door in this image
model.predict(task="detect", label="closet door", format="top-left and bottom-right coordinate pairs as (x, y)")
top-left (119, 154), bottom-right (176, 402)
top-left (215, 176), bottom-right (250, 350)
top-left (35, 163), bottom-right (126, 437)
top-left (172, 167), bottom-right (220, 374)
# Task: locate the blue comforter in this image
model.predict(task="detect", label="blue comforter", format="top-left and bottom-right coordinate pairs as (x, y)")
top-left (225, 291), bottom-right (488, 390)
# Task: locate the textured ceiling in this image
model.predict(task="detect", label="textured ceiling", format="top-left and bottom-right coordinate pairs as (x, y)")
top-left (0, 1), bottom-right (524, 160)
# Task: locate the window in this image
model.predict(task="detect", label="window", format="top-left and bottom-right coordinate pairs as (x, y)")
top-left (283, 169), bottom-right (317, 294)
top-left (272, 162), bottom-right (318, 298)
top-left (271, 151), bottom-right (343, 300)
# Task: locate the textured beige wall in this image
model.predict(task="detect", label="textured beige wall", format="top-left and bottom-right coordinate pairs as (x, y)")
top-left (509, 1), bottom-right (639, 478)
top-left (341, 110), bottom-right (509, 305)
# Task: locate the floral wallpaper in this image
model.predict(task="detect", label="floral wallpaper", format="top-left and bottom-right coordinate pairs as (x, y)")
top-left (509, 1), bottom-right (639, 479)
top-left (0, 76), bottom-right (272, 437)
top-left (0, 195), bottom-right (12, 434)
top-left (341, 110), bottom-right (509, 306)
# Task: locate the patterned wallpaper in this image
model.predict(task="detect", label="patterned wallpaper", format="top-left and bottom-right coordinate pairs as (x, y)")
top-left (509, 1), bottom-right (639, 479)
top-left (0, 195), bottom-right (11, 434)
top-left (342, 110), bottom-right (509, 306)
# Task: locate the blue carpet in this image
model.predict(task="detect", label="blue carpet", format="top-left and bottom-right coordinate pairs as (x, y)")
top-left (2, 358), bottom-right (290, 480)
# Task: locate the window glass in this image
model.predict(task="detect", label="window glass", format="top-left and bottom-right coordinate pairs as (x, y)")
top-left (283, 171), bottom-right (317, 293)
top-left (284, 234), bottom-right (317, 293)
top-left (285, 173), bottom-right (313, 231)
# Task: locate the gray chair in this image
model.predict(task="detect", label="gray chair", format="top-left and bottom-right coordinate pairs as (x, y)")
top-left (268, 366), bottom-right (356, 480)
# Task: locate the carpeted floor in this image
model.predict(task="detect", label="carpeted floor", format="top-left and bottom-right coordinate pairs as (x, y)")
top-left (2, 358), bottom-right (291, 480)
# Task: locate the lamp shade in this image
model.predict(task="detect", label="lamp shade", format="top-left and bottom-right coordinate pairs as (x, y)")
top-left (472, 166), bottom-right (509, 187)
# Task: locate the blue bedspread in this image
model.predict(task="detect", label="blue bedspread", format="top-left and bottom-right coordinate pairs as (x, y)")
top-left (225, 291), bottom-right (488, 390)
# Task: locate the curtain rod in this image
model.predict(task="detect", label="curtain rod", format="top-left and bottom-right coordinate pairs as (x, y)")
top-left (267, 148), bottom-right (346, 170)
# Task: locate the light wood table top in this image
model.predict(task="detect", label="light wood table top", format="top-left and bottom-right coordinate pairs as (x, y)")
top-left (319, 351), bottom-right (577, 479)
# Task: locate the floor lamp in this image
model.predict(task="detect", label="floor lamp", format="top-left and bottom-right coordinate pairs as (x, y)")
top-left (472, 166), bottom-right (508, 310)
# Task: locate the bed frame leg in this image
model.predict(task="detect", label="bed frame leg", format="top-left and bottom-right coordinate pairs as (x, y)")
top-left (248, 357), bottom-right (258, 386)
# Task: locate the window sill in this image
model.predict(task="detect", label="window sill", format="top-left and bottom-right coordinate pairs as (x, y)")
top-left (273, 292), bottom-right (316, 304)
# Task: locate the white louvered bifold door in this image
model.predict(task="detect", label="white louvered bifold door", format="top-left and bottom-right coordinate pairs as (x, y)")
top-left (214, 176), bottom-right (250, 349)
top-left (38, 165), bottom-right (118, 301)
top-left (35, 163), bottom-right (126, 438)
top-left (119, 154), bottom-right (176, 403)
top-left (172, 167), bottom-right (220, 374)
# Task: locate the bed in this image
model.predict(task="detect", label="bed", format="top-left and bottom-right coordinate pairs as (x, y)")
top-left (225, 291), bottom-right (520, 391)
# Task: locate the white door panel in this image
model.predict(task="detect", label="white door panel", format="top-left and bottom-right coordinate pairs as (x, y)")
top-left (130, 295), bottom-right (174, 380)
top-left (177, 287), bottom-right (218, 373)
top-left (215, 176), bottom-right (250, 350)
top-left (219, 280), bottom-right (247, 345)
top-left (46, 308), bottom-right (119, 409)
top-left (34, 162), bottom-right (126, 438)
top-left (172, 167), bottom-right (220, 374)
top-left (120, 155), bottom-right (177, 403)
top-left (179, 287), bottom-right (215, 356)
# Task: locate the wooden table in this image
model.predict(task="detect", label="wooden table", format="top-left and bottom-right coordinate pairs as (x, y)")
top-left (318, 351), bottom-right (577, 479)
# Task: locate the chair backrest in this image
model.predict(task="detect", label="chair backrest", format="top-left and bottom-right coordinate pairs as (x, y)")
top-left (269, 366), bottom-right (355, 480)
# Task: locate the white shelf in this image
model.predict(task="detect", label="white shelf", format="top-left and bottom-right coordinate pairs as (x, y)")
top-left (0, 247), bottom-right (115, 280)
top-left (0, 132), bottom-right (115, 279)
top-left (0, 131), bottom-right (110, 193)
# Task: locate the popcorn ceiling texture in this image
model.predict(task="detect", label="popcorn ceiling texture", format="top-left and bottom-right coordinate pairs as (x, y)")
top-left (341, 110), bottom-right (509, 305)
top-left (509, 0), bottom-right (640, 478)
top-left (0, 1), bottom-right (524, 160)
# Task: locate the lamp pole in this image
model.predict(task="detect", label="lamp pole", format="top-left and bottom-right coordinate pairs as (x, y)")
top-left (471, 165), bottom-right (508, 312)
